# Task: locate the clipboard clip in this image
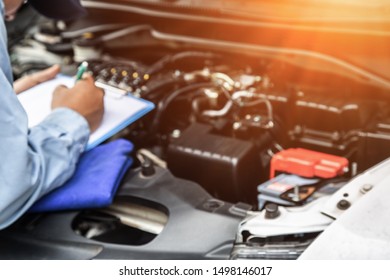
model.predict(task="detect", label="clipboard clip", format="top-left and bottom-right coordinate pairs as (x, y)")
top-left (95, 81), bottom-right (128, 99)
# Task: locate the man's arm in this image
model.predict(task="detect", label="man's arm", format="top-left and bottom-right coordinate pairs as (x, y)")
top-left (0, 70), bottom-right (103, 229)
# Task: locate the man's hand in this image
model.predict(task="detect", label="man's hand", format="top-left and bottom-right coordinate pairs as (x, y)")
top-left (51, 74), bottom-right (104, 132)
top-left (14, 65), bottom-right (61, 94)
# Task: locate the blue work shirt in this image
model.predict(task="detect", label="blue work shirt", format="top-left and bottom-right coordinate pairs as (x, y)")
top-left (0, 3), bottom-right (90, 229)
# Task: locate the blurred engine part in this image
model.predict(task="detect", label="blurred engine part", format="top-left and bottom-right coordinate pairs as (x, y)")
top-left (257, 174), bottom-right (347, 210)
top-left (167, 123), bottom-right (264, 203)
top-left (357, 120), bottom-right (390, 172)
top-left (257, 174), bottom-right (320, 209)
top-left (232, 197), bottom-right (333, 259)
top-left (288, 94), bottom-right (368, 154)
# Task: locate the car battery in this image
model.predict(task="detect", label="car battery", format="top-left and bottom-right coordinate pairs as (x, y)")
top-left (167, 123), bottom-right (262, 203)
top-left (257, 174), bottom-right (320, 209)
top-left (270, 148), bottom-right (349, 179)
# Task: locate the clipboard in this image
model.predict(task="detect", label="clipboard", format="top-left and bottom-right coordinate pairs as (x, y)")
top-left (17, 75), bottom-right (154, 150)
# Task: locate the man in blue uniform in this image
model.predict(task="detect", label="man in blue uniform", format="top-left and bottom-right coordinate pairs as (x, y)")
top-left (0, 0), bottom-right (104, 229)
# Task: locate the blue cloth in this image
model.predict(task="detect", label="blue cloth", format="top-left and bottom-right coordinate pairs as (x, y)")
top-left (0, 2), bottom-right (90, 229)
top-left (30, 139), bottom-right (133, 212)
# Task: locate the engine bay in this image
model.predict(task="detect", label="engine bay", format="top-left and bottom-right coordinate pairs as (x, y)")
top-left (2, 1), bottom-right (390, 259)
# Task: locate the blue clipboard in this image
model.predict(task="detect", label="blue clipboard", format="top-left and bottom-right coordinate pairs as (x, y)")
top-left (85, 92), bottom-right (155, 150)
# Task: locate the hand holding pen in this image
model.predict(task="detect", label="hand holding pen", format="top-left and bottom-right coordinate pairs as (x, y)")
top-left (51, 61), bottom-right (104, 132)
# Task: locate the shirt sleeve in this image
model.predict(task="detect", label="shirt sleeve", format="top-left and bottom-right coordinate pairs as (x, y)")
top-left (0, 70), bottom-right (90, 229)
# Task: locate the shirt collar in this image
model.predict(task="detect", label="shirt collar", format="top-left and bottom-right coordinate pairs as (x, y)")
top-left (0, 1), bottom-right (4, 19)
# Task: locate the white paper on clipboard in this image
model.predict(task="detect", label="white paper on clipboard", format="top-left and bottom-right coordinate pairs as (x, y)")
top-left (17, 75), bottom-right (154, 150)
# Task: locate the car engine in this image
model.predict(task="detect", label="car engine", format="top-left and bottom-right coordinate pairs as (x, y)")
top-left (2, 0), bottom-right (390, 260)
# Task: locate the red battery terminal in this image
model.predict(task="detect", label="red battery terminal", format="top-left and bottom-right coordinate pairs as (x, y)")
top-left (270, 148), bottom-right (349, 179)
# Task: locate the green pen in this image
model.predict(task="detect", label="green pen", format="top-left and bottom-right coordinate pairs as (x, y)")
top-left (75, 61), bottom-right (89, 81)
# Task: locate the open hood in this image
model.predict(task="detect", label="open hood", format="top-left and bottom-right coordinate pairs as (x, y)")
top-left (79, 0), bottom-right (390, 85)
